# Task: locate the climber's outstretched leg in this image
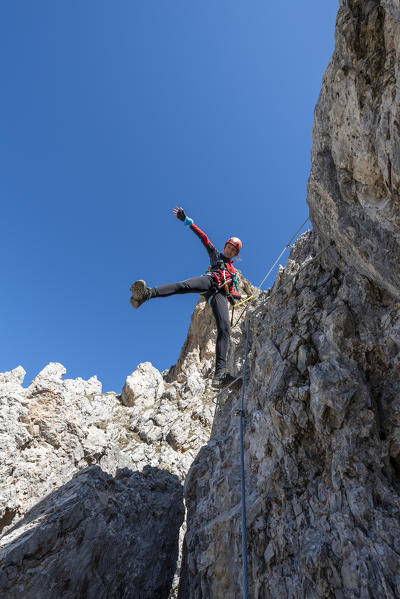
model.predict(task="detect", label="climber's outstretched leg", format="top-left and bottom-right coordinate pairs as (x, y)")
top-left (130, 276), bottom-right (241, 389)
top-left (130, 275), bottom-right (213, 309)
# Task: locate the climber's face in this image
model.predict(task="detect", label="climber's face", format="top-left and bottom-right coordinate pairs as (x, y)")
top-left (224, 243), bottom-right (238, 259)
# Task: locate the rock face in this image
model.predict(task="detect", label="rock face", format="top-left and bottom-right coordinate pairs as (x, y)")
top-left (0, 465), bottom-right (183, 599)
top-left (179, 231), bottom-right (400, 598)
top-left (178, 2), bottom-right (400, 598)
top-left (308, 0), bottom-right (400, 300)
top-left (0, 360), bottom-right (213, 598)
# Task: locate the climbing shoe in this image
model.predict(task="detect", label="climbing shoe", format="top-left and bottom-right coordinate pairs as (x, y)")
top-left (130, 280), bottom-right (152, 309)
top-left (211, 370), bottom-right (242, 390)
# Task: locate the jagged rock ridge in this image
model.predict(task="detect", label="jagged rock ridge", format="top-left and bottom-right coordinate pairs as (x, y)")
top-left (0, 360), bottom-right (214, 598)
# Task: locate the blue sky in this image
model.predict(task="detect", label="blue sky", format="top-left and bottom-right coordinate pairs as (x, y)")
top-left (1, 1), bottom-right (338, 391)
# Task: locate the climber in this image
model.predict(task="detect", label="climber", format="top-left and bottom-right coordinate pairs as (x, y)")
top-left (130, 207), bottom-right (243, 389)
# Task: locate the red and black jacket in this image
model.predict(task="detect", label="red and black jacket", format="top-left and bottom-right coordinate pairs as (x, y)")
top-left (190, 223), bottom-right (241, 299)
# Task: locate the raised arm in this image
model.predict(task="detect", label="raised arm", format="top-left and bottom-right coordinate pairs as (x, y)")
top-left (173, 206), bottom-right (218, 257)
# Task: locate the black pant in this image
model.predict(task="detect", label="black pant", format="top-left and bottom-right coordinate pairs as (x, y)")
top-left (151, 275), bottom-right (230, 373)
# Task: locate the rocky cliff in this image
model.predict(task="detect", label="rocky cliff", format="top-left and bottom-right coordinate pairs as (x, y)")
top-left (178, 1), bottom-right (400, 597)
top-left (0, 361), bottom-right (211, 598)
top-left (2, 1), bottom-right (400, 598)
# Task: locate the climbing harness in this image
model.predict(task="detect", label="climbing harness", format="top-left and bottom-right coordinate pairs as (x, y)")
top-left (206, 274), bottom-right (235, 306)
top-left (215, 272), bottom-right (253, 319)
top-left (219, 272), bottom-right (232, 293)
top-left (215, 274), bottom-right (242, 307)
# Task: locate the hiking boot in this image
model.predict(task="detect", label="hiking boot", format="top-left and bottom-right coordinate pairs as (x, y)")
top-left (212, 370), bottom-right (242, 389)
top-left (130, 280), bottom-right (152, 309)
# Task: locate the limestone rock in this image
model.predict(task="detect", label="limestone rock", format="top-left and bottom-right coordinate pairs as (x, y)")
top-left (0, 366), bottom-right (26, 386)
top-left (308, 0), bottom-right (400, 300)
top-left (122, 361), bottom-right (165, 407)
top-left (0, 358), bottom-right (215, 598)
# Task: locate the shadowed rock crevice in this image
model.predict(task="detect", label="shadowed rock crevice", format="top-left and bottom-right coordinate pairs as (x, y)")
top-left (345, 1), bottom-right (386, 100)
top-left (0, 508), bottom-right (17, 538)
top-left (0, 465), bottom-right (184, 599)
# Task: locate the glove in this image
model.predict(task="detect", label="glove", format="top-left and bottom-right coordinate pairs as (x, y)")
top-left (175, 207), bottom-right (186, 222)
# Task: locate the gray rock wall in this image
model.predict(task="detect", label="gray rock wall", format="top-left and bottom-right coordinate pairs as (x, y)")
top-left (178, 1), bottom-right (400, 597)
top-left (308, 0), bottom-right (400, 300)
top-left (0, 465), bottom-right (183, 599)
top-left (179, 232), bottom-right (400, 598)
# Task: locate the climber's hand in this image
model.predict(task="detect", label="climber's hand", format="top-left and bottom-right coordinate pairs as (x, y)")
top-left (173, 206), bottom-right (186, 222)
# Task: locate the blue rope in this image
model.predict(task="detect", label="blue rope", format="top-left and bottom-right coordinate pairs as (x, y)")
top-left (232, 272), bottom-right (239, 292)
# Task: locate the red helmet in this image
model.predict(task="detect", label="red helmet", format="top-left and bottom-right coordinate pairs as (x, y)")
top-left (224, 237), bottom-right (242, 255)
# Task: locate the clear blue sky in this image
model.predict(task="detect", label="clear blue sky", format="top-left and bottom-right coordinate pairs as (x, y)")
top-left (0, 1), bottom-right (338, 391)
